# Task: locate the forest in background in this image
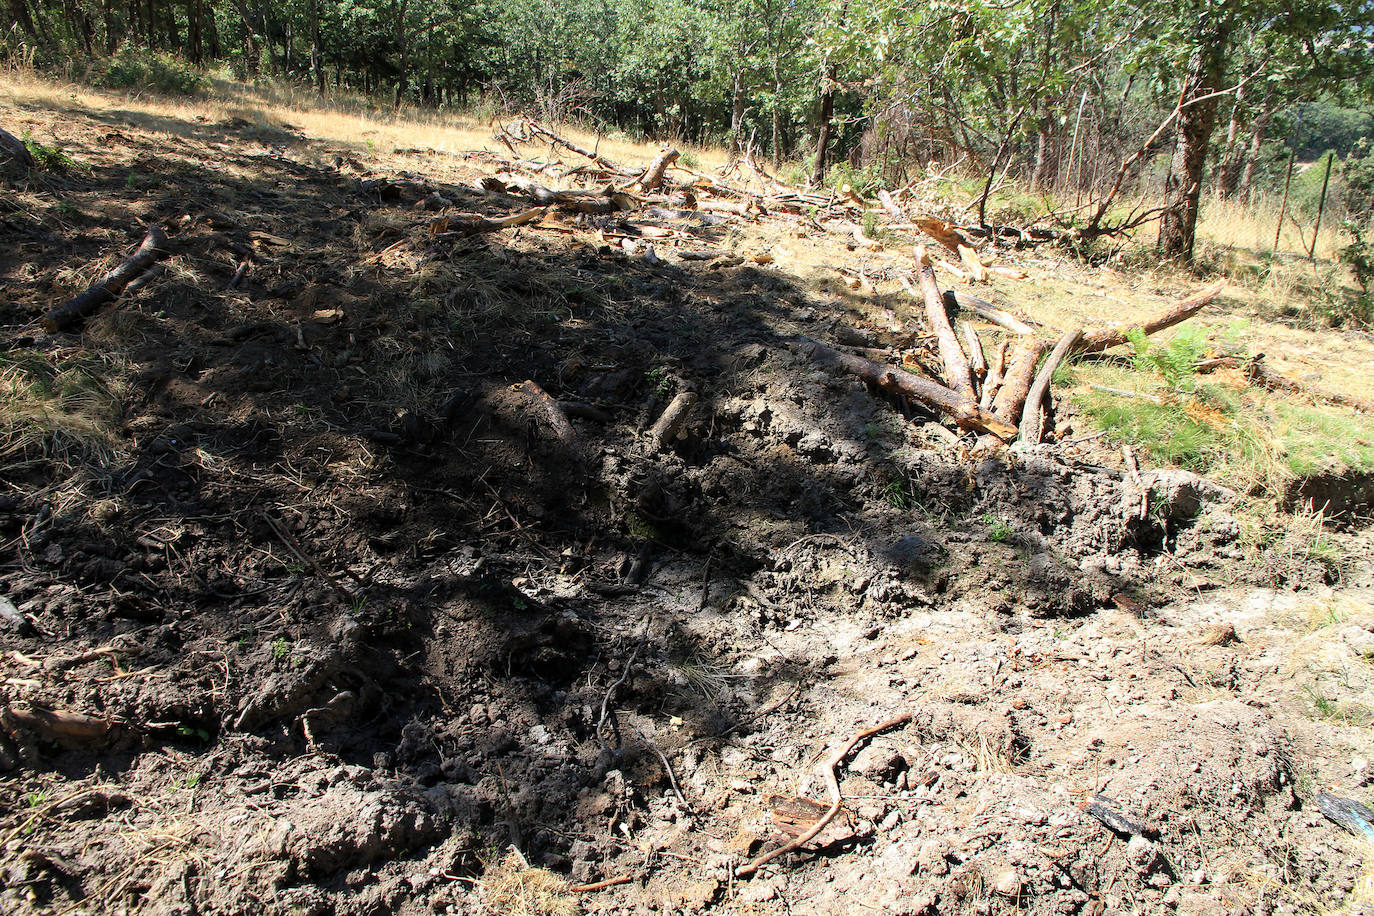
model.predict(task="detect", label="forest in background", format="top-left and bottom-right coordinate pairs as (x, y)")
top-left (4, 0), bottom-right (1374, 263)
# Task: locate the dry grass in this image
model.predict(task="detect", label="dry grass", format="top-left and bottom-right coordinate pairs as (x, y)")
top-left (0, 69), bottom-right (727, 175)
top-left (0, 346), bottom-right (124, 468)
top-left (479, 850), bottom-right (580, 916)
top-left (1197, 193), bottom-right (1350, 262)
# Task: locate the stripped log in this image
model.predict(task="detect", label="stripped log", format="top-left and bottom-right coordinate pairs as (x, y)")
top-left (944, 290), bottom-right (1037, 336)
top-left (648, 391), bottom-right (697, 450)
top-left (797, 338), bottom-right (1017, 439)
top-left (1019, 328), bottom-right (1083, 444)
top-left (907, 249), bottom-right (975, 403)
top-left (980, 340), bottom-right (1010, 412)
top-left (638, 147), bottom-right (680, 191)
top-left (432, 206), bottom-right (548, 236)
top-left (42, 225), bottom-right (168, 331)
top-left (876, 189), bottom-right (905, 220)
top-left (961, 321), bottom-right (987, 380)
top-left (958, 244), bottom-right (988, 282)
top-left (1074, 282), bottom-right (1224, 354)
top-left (991, 338), bottom-right (1049, 426)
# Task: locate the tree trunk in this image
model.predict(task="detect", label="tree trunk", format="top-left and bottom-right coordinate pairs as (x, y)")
top-left (1158, 35), bottom-right (1229, 261)
top-left (7, 0), bottom-right (41, 41)
top-left (812, 63), bottom-right (836, 185)
top-left (1214, 79), bottom-right (1246, 197)
top-left (730, 69), bottom-right (746, 156)
top-left (1237, 95), bottom-right (1275, 202)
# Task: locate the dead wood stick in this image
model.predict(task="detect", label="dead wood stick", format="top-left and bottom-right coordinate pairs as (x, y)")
top-left (796, 338), bottom-right (1016, 440)
top-left (958, 244), bottom-right (988, 282)
top-left (980, 340), bottom-right (1010, 412)
top-left (876, 188), bottom-right (904, 220)
top-left (1074, 282), bottom-right (1224, 354)
top-left (0, 125), bottom-right (34, 168)
top-left (570, 876), bottom-right (634, 893)
top-left (944, 290), bottom-right (1037, 336)
top-left (961, 321), bottom-right (987, 380)
top-left (991, 338), bottom-right (1049, 426)
top-left (525, 121), bottom-right (632, 175)
top-left (638, 147), bottom-right (680, 191)
top-left (519, 380), bottom-right (578, 445)
top-left (4, 704), bottom-right (118, 746)
top-left (42, 226), bottom-right (168, 331)
top-left (1242, 357), bottom-right (1374, 414)
top-left (906, 250), bottom-right (975, 403)
top-left (737, 713), bottom-right (912, 878)
top-left (1019, 328), bottom-right (1083, 444)
top-left (434, 206), bottom-right (549, 237)
top-left (260, 511), bottom-right (356, 604)
top-left (648, 391), bottom-right (697, 450)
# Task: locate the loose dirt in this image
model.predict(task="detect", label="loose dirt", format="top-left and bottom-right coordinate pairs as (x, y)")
top-left (3, 83), bottom-right (1373, 916)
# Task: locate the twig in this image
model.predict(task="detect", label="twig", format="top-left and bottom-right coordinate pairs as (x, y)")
top-left (632, 724), bottom-right (692, 813)
top-left (570, 875), bottom-right (633, 893)
top-left (596, 620), bottom-right (650, 752)
top-left (736, 713), bottom-right (912, 877)
top-left (260, 511), bottom-right (353, 604)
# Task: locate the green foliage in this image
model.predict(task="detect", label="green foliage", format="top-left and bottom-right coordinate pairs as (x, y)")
top-left (22, 132), bottom-right (79, 172)
top-left (271, 636), bottom-right (290, 661)
top-left (982, 514), bottom-right (1013, 543)
top-left (1125, 327), bottom-right (1207, 390)
top-left (93, 48), bottom-right (203, 95)
top-left (1338, 220), bottom-right (1374, 324)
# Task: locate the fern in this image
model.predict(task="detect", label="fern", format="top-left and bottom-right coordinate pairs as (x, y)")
top-left (1126, 327), bottom-right (1205, 390)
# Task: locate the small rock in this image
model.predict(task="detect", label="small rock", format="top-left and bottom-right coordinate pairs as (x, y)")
top-left (993, 869), bottom-right (1022, 897)
top-left (1127, 835), bottom-right (1162, 874)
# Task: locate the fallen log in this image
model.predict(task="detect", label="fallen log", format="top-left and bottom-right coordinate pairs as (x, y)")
top-left (980, 340), bottom-right (1010, 412)
top-left (914, 215), bottom-right (976, 254)
top-left (1242, 357), bottom-right (1374, 414)
top-left (432, 206), bottom-right (548, 237)
top-left (1074, 282), bottom-right (1224, 354)
top-left (797, 338), bottom-right (1016, 439)
top-left (520, 380), bottom-right (576, 442)
top-left (961, 321), bottom-right (987, 380)
top-left (3, 703), bottom-right (119, 747)
top-left (944, 290), bottom-right (1037, 336)
top-left (638, 147), bottom-right (680, 191)
top-left (1019, 328), bottom-right (1083, 444)
top-left (42, 225), bottom-right (168, 332)
top-left (991, 338), bottom-right (1049, 426)
top-left (0, 125), bottom-right (34, 169)
top-left (905, 250), bottom-right (976, 403)
top-left (648, 391), bottom-right (697, 450)
top-left (876, 189), bottom-right (905, 220)
top-left (958, 244), bottom-right (988, 282)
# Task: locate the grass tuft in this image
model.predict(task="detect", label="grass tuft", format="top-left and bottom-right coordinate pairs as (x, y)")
top-left (480, 850), bottom-right (579, 916)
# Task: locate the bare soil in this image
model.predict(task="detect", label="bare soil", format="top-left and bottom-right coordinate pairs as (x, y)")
top-left (3, 88), bottom-right (1374, 916)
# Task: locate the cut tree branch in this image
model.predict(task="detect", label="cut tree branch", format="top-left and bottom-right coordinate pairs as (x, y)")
top-left (42, 226), bottom-right (169, 332)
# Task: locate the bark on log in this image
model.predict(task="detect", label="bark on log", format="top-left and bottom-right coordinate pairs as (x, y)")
top-left (1074, 282), bottom-right (1224, 354)
top-left (648, 391), bottom-right (697, 450)
top-left (638, 147), bottom-right (680, 191)
top-left (796, 337), bottom-right (1017, 439)
top-left (0, 126), bottom-right (34, 169)
top-left (980, 340), bottom-right (1010, 412)
top-left (991, 338), bottom-right (1048, 426)
top-left (944, 290), bottom-right (1036, 336)
top-left (908, 249), bottom-right (976, 403)
top-left (42, 226), bottom-right (169, 332)
top-left (1019, 328), bottom-right (1083, 444)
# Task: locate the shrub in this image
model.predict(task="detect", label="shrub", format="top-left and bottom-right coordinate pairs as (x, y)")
top-left (93, 48), bottom-right (202, 95)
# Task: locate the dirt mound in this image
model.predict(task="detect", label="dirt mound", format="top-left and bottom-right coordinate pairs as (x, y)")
top-left (2, 93), bottom-right (1371, 916)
